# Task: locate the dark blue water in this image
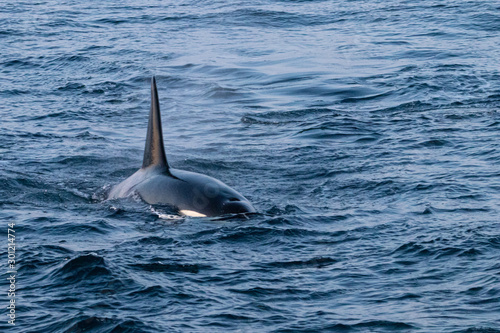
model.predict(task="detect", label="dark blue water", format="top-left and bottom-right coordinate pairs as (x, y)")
top-left (1, 0), bottom-right (500, 332)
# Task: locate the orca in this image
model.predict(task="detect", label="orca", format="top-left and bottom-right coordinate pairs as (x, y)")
top-left (108, 77), bottom-right (256, 217)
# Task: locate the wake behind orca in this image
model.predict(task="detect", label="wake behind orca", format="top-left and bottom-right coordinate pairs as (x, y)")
top-left (108, 77), bottom-right (256, 217)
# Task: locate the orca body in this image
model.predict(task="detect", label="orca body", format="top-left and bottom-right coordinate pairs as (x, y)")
top-left (108, 77), bottom-right (255, 217)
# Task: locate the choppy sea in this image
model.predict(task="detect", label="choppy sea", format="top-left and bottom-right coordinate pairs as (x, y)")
top-left (1, 0), bottom-right (499, 332)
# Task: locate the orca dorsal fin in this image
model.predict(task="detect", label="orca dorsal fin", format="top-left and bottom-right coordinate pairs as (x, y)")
top-left (142, 76), bottom-right (170, 171)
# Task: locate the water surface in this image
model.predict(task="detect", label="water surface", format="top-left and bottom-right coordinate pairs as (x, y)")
top-left (1, 0), bottom-right (499, 332)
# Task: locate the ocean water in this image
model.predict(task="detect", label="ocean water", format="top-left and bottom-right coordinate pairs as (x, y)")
top-left (1, 0), bottom-right (500, 332)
